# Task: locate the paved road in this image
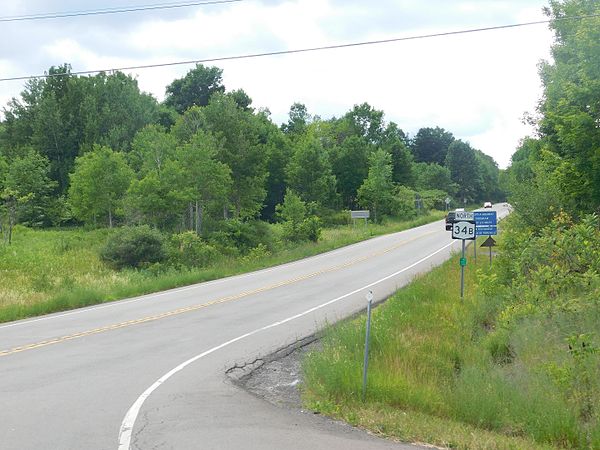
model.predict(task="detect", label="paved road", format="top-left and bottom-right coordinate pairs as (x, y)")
top-left (0, 206), bottom-right (508, 449)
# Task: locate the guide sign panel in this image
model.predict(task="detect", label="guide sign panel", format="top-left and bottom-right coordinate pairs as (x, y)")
top-left (474, 211), bottom-right (498, 236)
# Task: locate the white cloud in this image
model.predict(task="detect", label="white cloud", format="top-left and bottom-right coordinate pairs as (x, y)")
top-left (0, 0), bottom-right (554, 168)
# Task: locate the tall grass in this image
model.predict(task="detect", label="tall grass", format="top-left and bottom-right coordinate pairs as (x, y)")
top-left (302, 247), bottom-right (596, 449)
top-left (0, 212), bottom-right (444, 323)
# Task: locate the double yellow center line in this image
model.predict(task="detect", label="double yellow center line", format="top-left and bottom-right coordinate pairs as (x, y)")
top-left (0, 230), bottom-right (437, 357)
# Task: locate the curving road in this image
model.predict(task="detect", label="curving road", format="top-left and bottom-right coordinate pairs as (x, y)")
top-left (0, 206), bottom-right (508, 450)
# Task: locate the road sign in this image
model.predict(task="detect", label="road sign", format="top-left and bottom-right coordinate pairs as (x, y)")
top-left (474, 211), bottom-right (497, 236)
top-left (452, 221), bottom-right (476, 240)
top-left (474, 211), bottom-right (497, 225)
top-left (459, 257), bottom-right (467, 267)
top-left (455, 211), bottom-right (474, 221)
top-left (445, 197), bottom-right (451, 205)
top-left (480, 236), bottom-right (497, 248)
top-left (351, 210), bottom-right (370, 219)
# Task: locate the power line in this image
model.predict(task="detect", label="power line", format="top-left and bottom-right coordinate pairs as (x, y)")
top-left (1, 13), bottom-right (599, 84)
top-left (0, 0), bottom-right (243, 23)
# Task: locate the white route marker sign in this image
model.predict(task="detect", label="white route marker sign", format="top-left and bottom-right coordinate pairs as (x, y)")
top-left (452, 221), bottom-right (476, 240)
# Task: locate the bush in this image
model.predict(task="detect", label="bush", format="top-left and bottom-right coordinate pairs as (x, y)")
top-left (209, 219), bottom-right (274, 254)
top-left (300, 216), bottom-right (322, 242)
top-left (100, 225), bottom-right (166, 269)
top-left (168, 231), bottom-right (219, 268)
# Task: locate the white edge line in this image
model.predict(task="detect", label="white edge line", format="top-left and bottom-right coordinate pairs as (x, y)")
top-left (0, 220), bottom-right (446, 331)
top-left (117, 240), bottom-right (457, 450)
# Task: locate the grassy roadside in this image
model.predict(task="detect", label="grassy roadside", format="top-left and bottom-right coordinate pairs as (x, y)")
top-left (0, 211), bottom-right (444, 323)
top-left (300, 240), bottom-right (570, 450)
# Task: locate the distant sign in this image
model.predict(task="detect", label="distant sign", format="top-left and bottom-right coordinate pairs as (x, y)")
top-left (480, 236), bottom-right (497, 248)
top-left (474, 211), bottom-right (498, 236)
top-left (452, 221), bottom-right (476, 240)
top-left (455, 211), bottom-right (474, 221)
top-left (350, 210), bottom-right (370, 219)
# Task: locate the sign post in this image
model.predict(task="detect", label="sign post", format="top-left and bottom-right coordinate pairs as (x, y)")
top-left (350, 210), bottom-right (370, 227)
top-left (362, 290), bottom-right (374, 401)
top-left (452, 215), bottom-right (475, 298)
top-left (480, 236), bottom-right (497, 266)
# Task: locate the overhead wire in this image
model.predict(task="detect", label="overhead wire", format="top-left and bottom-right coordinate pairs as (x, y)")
top-left (0, 0), bottom-right (243, 23)
top-left (1, 12), bottom-right (599, 83)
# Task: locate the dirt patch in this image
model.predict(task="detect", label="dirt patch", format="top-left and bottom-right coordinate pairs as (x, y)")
top-left (227, 336), bottom-right (320, 410)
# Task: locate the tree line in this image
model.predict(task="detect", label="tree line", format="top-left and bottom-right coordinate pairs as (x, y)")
top-left (0, 62), bottom-right (504, 243)
top-left (503, 0), bottom-right (600, 227)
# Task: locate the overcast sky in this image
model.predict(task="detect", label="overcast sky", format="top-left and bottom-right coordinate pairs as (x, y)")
top-left (0, 0), bottom-right (554, 168)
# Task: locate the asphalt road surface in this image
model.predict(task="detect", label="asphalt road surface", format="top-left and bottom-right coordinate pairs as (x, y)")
top-left (0, 205), bottom-right (508, 450)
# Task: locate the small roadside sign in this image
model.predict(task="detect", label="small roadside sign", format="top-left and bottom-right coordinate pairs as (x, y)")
top-left (452, 221), bottom-right (476, 240)
top-left (351, 210), bottom-right (370, 219)
top-left (480, 236), bottom-right (497, 266)
top-left (455, 211), bottom-right (474, 221)
top-left (480, 236), bottom-right (497, 248)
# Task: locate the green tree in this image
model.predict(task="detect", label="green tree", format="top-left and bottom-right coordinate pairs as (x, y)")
top-left (228, 89), bottom-right (253, 112)
top-left (381, 122), bottom-right (414, 185)
top-left (536, 0), bottom-right (600, 211)
top-left (445, 140), bottom-right (482, 203)
top-left (129, 124), bottom-right (177, 176)
top-left (281, 102), bottom-right (311, 136)
top-left (0, 148), bottom-right (56, 242)
top-left (286, 134), bottom-right (338, 208)
top-left (357, 149), bottom-right (395, 222)
top-left (164, 64), bottom-right (225, 114)
top-left (126, 171), bottom-right (179, 229)
top-left (411, 127), bottom-right (455, 165)
top-left (169, 132), bottom-right (232, 234)
top-left (202, 93), bottom-right (267, 219)
top-left (413, 162), bottom-right (456, 193)
top-left (2, 66), bottom-right (159, 194)
top-left (343, 103), bottom-right (385, 145)
top-left (330, 135), bottom-right (369, 209)
top-left (68, 145), bottom-right (134, 227)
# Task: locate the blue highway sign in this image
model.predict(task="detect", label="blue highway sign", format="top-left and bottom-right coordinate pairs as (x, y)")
top-left (474, 211), bottom-right (497, 236)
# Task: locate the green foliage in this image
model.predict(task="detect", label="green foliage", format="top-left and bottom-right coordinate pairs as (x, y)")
top-left (445, 140), bottom-right (483, 203)
top-left (276, 190), bottom-right (322, 243)
top-left (538, 0), bottom-right (600, 211)
top-left (329, 135), bottom-right (369, 209)
top-left (164, 64), bottom-right (225, 114)
top-left (1, 147), bottom-right (57, 230)
top-left (210, 219), bottom-right (274, 254)
top-left (128, 124), bottom-right (176, 175)
top-left (390, 185), bottom-right (417, 218)
top-left (168, 231), bottom-right (219, 268)
top-left (410, 126), bottom-right (455, 165)
top-left (2, 66), bottom-right (158, 193)
top-left (100, 225), bottom-right (166, 269)
top-left (68, 145), bottom-right (134, 227)
top-left (304, 210), bottom-right (600, 449)
top-left (202, 93), bottom-right (268, 219)
top-left (281, 102), bottom-right (311, 136)
top-left (418, 189), bottom-right (449, 211)
top-left (357, 149), bottom-right (394, 222)
top-left (413, 162), bottom-right (456, 193)
top-left (286, 133), bottom-right (338, 207)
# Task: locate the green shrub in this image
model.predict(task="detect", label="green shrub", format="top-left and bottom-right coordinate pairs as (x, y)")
top-left (299, 216), bottom-right (322, 242)
top-left (168, 231), bottom-right (219, 268)
top-left (209, 219), bottom-right (274, 254)
top-left (100, 225), bottom-right (166, 269)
